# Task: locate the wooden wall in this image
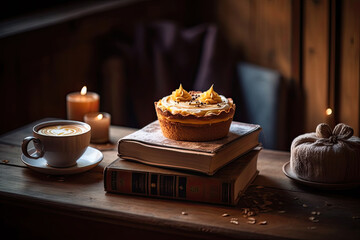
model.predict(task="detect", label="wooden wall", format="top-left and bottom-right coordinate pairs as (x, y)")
top-left (0, 0), bottom-right (191, 134)
top-left (302, 0), bottom-right (359, 135)
top-left (217, 0), bottom-right (292, 79)
top-left (303, 0), bottom-right (330, 132)
top-left (339, 0), bottom-right (360, 136)
top-left (216, 0), bottom-right (298, 148)
top-left (0, 0), bottom-right (359, 148)
top-left (216, 0), bottom-right (360, 137)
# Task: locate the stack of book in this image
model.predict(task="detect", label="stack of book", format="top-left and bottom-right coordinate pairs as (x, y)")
top-left (104, 121), bottom-right (262, 205)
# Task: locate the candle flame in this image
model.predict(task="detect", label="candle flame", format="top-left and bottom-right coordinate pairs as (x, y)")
top-left (97, 114), bottom-right (103, 120)
top-left (326, 108), bottom-right (333, 116)
top-left (80, 86), bottom-right (87, 95)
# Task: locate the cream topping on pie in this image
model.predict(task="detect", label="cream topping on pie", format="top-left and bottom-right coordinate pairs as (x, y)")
top-left (157, 85), bottom-right (233, 117)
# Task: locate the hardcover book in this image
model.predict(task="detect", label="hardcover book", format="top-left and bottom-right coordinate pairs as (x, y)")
top-left (104, 149), bottom-right (260, 205)
top-left (118, 120), bottom-right (261, 175)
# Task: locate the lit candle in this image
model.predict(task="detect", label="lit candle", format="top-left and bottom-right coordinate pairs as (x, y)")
top-left (84, 112), bottom-right (111, 143)
top-left (67, 86), bottom-right (100, 121)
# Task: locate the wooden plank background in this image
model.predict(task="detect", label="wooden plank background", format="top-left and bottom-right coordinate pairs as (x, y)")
top-left (0, 0), bottom-right (359, 145)
top-left (302, 0), bottom-right (329, 133)
top-left (217, 0), bottom-right (292, 80)
top-left (339, 0), bottom-right (360, 135)
top-left (0, 0), bottom-right (189, 134)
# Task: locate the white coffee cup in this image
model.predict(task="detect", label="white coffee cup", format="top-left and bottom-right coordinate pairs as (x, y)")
top-left (22, 120), bottom-right (91, 168)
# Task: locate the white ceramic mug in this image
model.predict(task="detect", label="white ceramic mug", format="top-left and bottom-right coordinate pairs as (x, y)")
top-left (21, 120), bottom-right (91, 168)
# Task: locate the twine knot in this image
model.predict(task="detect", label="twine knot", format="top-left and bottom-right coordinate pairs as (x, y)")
top-left (328, 135), bottom-right (338, 144)
top-left (316, 123), bottom-right (353, 144)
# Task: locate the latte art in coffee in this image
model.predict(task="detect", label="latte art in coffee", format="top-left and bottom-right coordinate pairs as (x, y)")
top-left (38, 124), bottom-right (89, 136)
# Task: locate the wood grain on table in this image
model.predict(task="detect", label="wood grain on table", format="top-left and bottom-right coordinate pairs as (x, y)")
top-left (0, 120), bottom-right (359, 240)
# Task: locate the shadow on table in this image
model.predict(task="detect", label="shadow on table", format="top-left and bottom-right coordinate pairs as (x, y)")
top-left (290, 181), bottom-right (360, 198)
top-left (21, 166), bottom-right (104, 185)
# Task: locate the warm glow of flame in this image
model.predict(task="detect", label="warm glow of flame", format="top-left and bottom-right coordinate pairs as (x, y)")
top-left (97, 114), bottom-right (103, 120)
top-left (80, 86), bottom-right (87, 95)
top-left (326, 108), bottom-right (333, 116)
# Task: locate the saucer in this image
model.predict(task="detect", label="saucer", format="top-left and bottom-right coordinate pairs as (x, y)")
top-left (21, 146), bottom-right (103, 175)
top-left (282, 161), bottom-right (360, 190)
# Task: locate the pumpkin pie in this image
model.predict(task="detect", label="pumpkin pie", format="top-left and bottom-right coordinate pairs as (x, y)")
top-left (155, 84), bottom-right (236, 141)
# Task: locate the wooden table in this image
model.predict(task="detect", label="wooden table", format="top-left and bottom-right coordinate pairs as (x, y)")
top-left (0, 119), bottom-right (359, 239)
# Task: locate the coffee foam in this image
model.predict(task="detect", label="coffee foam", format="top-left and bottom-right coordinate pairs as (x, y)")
top-left (38, 124), bottom-right (88, 136)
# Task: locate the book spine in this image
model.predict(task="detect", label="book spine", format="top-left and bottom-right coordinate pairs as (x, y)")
top-left (104, 169), bottom-right (234, 205)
